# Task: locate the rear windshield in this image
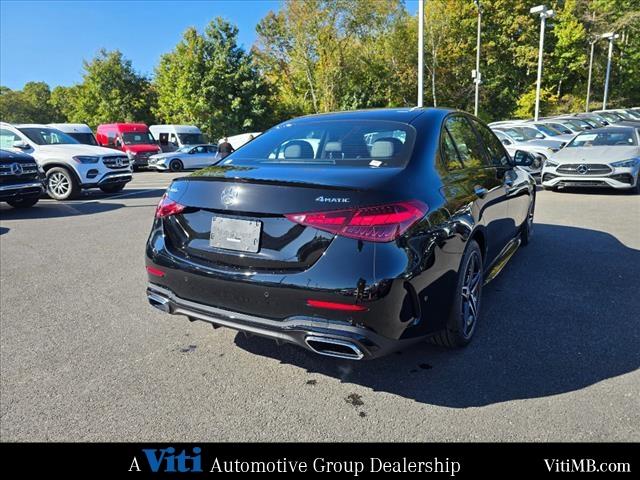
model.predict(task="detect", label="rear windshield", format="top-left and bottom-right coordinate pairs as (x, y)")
top-left (219, 120), bottom-right (416, 168)
top-left (568, 129), bottom-right (637, 147)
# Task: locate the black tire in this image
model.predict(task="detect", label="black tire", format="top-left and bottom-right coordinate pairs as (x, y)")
top-left (46, 167), bottom-right (80, 200)
top-left (7, 196), bottom-right (39, 208)
top-left (520, 196), bottom-right (535, 246)
top-left (169, 159), bottom-right (183, 172)
top-left (99, 183), bottom-right (126, 194)
top-left (430, 240), bottom-right (483, 348)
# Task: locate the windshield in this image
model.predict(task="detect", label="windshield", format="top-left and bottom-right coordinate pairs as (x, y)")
top-left (568, 129), bottom-right (637, 147)
top-left (122, 132), bottom-right (155, 145)
top-left (177, 133), bottom-right (205, 145)
top-left (68, 132), bottom-right (97, 146)
top-left (534, 124), bottom-right (562, 136)
top-left (518, 127), bottom-right (544, 140)
top-left (547, 122), bottom-right (573, 134)
top-left (219, 120), bottom-right (415, 168)
top-left (18, 127), bottom-right (79, 145)
top-left (599, 112), bottom-right (622, 123)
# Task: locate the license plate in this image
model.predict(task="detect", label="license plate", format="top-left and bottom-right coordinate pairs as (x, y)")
top-left (209, 216), bottom-right (261, 253)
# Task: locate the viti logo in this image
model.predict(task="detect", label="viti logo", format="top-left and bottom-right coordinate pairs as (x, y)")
top-left (315, 196), bottom-right (350, 203)
top-left (129, 447), bottom-right (203, 473)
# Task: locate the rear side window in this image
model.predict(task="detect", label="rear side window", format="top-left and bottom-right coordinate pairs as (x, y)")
top-left (441, 128), bottom-right (464, 171)
top-left (472, 120), bottom-right (510, 167)
top-left (445, 116), bottom-right (486, 169)
top-left (219, 120), bottom-right (416, 168)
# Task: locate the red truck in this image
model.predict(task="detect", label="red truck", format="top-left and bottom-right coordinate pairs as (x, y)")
top-left (96, 123), bottom-right (161, 170)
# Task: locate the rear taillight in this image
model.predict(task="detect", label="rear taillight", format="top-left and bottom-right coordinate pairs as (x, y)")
top-left (285, 200), bottom-right (427, 242)
top-left (155, 193), bottom-right (185, 218)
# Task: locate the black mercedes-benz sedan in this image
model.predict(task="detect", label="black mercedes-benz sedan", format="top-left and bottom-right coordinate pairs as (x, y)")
top-left (0, 149), bottom-right (45, 208)
top-left (145, 108), bottom-right (536, 360)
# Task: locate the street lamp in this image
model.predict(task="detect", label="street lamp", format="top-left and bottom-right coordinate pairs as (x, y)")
top-left (601, 31), bottom-right (619, 110)
top-left (473, 0), bottom-right (482, 117)
top-left (417, 0), bottom-right (424, 107)
top-left (530, 5), bottom-right (555, 121)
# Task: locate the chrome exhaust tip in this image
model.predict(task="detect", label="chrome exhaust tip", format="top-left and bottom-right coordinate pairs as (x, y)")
top-left (305, 336), bottom-right (364, 360)
top-left (148, 291), bottom-right (171, 313)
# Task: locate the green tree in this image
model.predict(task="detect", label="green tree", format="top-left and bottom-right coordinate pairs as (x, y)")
top-left (154, 18), bottom-right (271, 140)
top-left (0, 81), bottom-right (62, 123)
top-left (69, 49), bottom-right (155, 128)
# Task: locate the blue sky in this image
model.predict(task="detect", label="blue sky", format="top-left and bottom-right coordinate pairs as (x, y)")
top-left (1, 0), bottom-right (420, 90)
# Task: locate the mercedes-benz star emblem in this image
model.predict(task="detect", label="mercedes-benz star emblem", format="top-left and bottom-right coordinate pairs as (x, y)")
top-left (577, 164), bottom-right (588, 175)
top-left (115, 158), bottom-right (123, 167)
top-left (10, 163), bottom-right (23, 175)
top-left (221, 186), bottom-right (239, 207)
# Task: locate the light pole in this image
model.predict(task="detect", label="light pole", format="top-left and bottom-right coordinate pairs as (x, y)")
top-left (602, 32), bottom-right (619, 109)
top-left (530, 5), bottom-right (555, 121)
top-left (473, 0), bottom-right (482, 116)
top-left (585, 38), bottom-right (597, 112)
top-left (417, 0), bottom-right (424, 107)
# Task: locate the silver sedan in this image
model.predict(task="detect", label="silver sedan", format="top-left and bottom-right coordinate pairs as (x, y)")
top-left (148, 144), bottom-right (219, 172)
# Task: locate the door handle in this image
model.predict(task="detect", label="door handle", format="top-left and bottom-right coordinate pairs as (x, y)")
top-left (474, 186), bottom-right (488, 198)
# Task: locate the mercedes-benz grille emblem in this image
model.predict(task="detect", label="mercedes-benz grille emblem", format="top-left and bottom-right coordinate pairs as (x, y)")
top-left (10, 163), bottom-right (23, 175)
top-left (221, 186), bottom-right (239, 207)
top-left (115, 158), bottom-right (123, 167)
top-left (577, 164), bottom-right (589, 175)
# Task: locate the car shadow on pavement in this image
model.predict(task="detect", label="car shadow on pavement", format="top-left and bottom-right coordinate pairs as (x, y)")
top-left (0, 201), bottom-right (126, 219)
top-left (235, 223), bottom-right (640, 407)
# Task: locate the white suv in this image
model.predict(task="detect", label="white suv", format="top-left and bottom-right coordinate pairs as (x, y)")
top-left (0, 123), bottom-right (132, 200)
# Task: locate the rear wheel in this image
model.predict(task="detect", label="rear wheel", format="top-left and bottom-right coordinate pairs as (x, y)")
top-left (430, 240), bottom-right (483, 348)
top-left (7, 196), bottom-right (39, 208)
top-left (46, 167), bottom-right (79, 200)
top-left (99, 183), bottom-right (126, 194)
top-left (169, 159), bottom-right (183, 172)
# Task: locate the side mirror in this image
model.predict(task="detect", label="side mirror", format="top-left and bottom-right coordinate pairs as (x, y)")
top-left (13, 140), bottom-right (29, 150)
top-left (536, 133), bottom-right (545, 139)
top-left (513, 150), bottom-right (535, 167)
top-left (501, 139), bottom-right (511, 146)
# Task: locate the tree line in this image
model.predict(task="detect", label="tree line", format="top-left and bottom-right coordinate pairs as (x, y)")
top-left (1, 0), bottom-right (638, 140)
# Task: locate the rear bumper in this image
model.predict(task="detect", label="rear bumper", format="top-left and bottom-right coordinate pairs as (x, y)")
top-left (146, 283), bottom-right (408, 360)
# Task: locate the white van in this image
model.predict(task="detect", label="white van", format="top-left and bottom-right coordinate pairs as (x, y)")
top-left (149, 125), bottom-right (205, 152)
top-left (48, 123), bottom-right (98, 146)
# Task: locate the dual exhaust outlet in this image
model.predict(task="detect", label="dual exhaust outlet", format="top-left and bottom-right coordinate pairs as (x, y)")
top-left (148, 290), bottom-right (365, 360)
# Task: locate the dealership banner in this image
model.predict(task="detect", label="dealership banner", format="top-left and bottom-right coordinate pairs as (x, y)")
top-left (0, 443), bottom-right (634, 476)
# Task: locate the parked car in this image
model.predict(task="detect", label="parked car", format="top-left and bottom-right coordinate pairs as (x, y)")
top-left (553, 116), bottom-right (595, 130)
top-left (538, 119), bottom-right (582, 135)
top-left (48, 123), bottom-right (98, 146)
top-left (492, 125), bottom-right (567, 150)
top-left (542, 126), bottom-right (640, 192)
top-left (148, 144), bottom-right (219, 172)
top-left (145, 108), bottom-right (536, 359)
top-left (96, 123), bottom-right (161, 170)
top-left (491, 130), bottom-right (550, 180)
top-left (521, 121), bottom-right (575, 143)
top-left (572, 113), bottom-right (609, 127)
top-left (0, 123), bottom-right (132, 200)
top-left (149, 125), bottom-right (206, 153)
top-left (592, 110), bottom-right (625, 124)
top-left (0, 149), bottom-right (45, 208)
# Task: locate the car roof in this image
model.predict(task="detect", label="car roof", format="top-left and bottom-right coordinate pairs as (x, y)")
top-left (284, 107), bottom-right (454, 125)
top-left (48, 123), bottom-right (92, 132)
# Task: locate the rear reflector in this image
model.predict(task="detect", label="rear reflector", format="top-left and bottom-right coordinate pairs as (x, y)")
top-left (286, 200), bottom-right (428, 242)
top-left (306, 299), bottom-right (368, 312)
top-left (155, 193), bottom-right (185, 218)
top-left (146, 266), bottom-right (165, 277)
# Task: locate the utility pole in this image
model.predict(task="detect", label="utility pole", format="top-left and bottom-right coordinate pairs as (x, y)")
top-left (530, 5), bottom-right (555, 121)
top-left (418, 0), bottom-right (424, 107)
top-left (585, 39), bottom-right (596, 112)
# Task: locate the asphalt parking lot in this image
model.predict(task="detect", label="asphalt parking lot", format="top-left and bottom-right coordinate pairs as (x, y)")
top-left (1, 172), bottom-right (638, 441)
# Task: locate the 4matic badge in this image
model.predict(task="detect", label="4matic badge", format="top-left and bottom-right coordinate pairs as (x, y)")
top-left (315, 196), bottom-right (350, 203)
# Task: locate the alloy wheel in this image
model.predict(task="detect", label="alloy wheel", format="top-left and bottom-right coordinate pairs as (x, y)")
top-left (460, 252), bottom-right (482, 337)
top-left (49, 172), bottom-right (70, 197)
